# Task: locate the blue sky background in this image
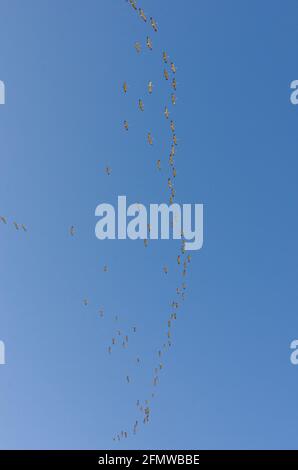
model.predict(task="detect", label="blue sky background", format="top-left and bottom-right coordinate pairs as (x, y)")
top-left (0, 0), bottom-right (298, 450)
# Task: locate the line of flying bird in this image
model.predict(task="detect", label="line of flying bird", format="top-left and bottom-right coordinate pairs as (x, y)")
top-left (71, 0), bottom-right (193, 443)
top-left (0, 216), bottom-right (27, 232)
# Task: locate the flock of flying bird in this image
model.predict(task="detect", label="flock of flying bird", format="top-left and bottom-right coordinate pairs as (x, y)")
top-left (1, 0), bottom-right (192, 444)
top-left (0, 0), bottom-right (194, 446)
top-left (108, 1), bottom-right (192, 442)
top-left (69, 0), bottom-right (192, 442)
top-left (0, 216), bottom-right (27, 232)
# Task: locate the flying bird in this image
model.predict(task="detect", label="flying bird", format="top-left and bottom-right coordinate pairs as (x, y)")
top-left (171, 62), bottom-right (177, 74)
top-left (139, 8), bottom-right (147, 22)
top-left (164, 106), bottom-right (169, 119)
top-left (146, 36), bottom-right (153, 50)
top-left (124, 120), bottom-right (129, 131)
top-left (0, 216), bottom-right (7, 224)
top-left (21, 224), bottom-right (27, 232)
top-left (70, 225), bottom-right (75, 236)
top-left (13, 222), bottom-right (19, 230)
top-left (135, 42), bottom-right (141, 53)
top-left (157, 159), bottom-right (161, 170)
top-left (150, 17), bottom-right (158, 32)
top-left (148, 81), bottom-right (153, 94)
top-left (105, 166), bottom-right (112, 176)
top-left (138, 99), bottom-right (144, 111)
top-left (164, 69), bottom-right (169, 81)
top-left (171, 93), bottom-right (176, 105)
top-left (129, 0), bottom-right (137, 10)
top-left (162, 51), bottom-right (168, 63)
top-left (123, 81), bottom-right (128, 93)
top-left (147, 132), bottom-right (153, 145)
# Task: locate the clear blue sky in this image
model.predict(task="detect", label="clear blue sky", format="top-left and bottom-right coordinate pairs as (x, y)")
top-left (0, 0), bottom-right (298, 450)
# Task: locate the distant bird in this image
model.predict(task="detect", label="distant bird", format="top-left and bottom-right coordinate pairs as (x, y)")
top-left (147, 132), bottom-right (153, 145)
top-left (148, 81), bottom-right (153, 94)
top-left (171, 93), bottom-right (176, 105)
top-left (123, 81), bottom-right (128, 93)
top-left (164, 106), bottom-right (169, 119)
top-left (124, 120), bottom-right (129, 131)
top-left (164, 69), bottom-right (169, 81)
top-left (173, 167), bottom-right (177, 178)
top-left (173, 134), bottom-right (178, 145)
top-left (13, 222), bottom-right (19, 230)
top-left (170, 120), bottom-right (175, 133)
top-left (163, 266), bottom-right (168, 274)
top-left (172, 78), bottom-right (177, 91)
top-left (162, 51), bottom-right (168, 63)
top-left (103, 265), bottom-right (108, 272)
top-left (70, 225), bottom-right (75, 236)
top-left (157, 159), bottom-right (161, 170)
top-left (21, 224), bottom-right (27, 232)
top-left (138, 99), bottom-right (144, 111)
top-left (171, 62), bottom-right (177, 74)
top-left (83, 299), bottom-right (88, 306)
top-left (177, 255), bottom-right (181, 265)
top-left (105, 166), bottom-right (112, 176)
top-left (0, 216), bottom-right (7, 224)
top-left (129, 0), bottom-right (137, 10)
top-left (139, 8), bottom-right (147, 22)
top-left (146, 36), bottom-right (153, 50)
top-left (150, 17), bottom-right (158, 32)
top-left (135, 42), bottom-right (141, 53)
